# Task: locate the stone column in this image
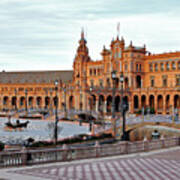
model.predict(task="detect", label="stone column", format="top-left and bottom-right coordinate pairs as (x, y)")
top-left (75, 93), bottom-right (78, 111)
top-left (41, 96), bottom-right (45, 109)
top-left (33, 96), bottom-right (37, 109)
top-left (16, 97), bottom-right (20, 110)
top-left (96, 98), bottom-right (99, 112)
top-left (104, 100), bottom-right (107, 114)
top-left (154, 95), bottom-right (158, 114)
top-left (146, 95), bottom-right (150, 108)
top-left (0, 97), bottom-right (2, 110)
top-left (139, 95), bottom-right (142, 109)
top-left (141, 79), bottom-right (143, 88)
top-left (129, 101), bottom-right (133, 114)
top-left (163, 95), bottom-right (166, 115)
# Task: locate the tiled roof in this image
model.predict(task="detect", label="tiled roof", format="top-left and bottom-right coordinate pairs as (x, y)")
top-left (0, 70), bottom-right (73, 84)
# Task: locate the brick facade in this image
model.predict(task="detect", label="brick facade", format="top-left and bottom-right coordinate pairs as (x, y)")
top-left (0, 29), bottom-right (179, 115)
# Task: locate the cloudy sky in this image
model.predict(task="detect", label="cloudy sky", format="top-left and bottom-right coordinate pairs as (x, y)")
top-left (0, 0), bottom-right (180, 71)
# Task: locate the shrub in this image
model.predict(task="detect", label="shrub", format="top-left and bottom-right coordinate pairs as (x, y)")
top-left (30, 133), bottom-right (113, 148)
top-left (150, 107), bottom-right (155, 114)
top-left (0, 141), bottom-right (4, 151)
top-left (30, 141), bottom-right (53, 148)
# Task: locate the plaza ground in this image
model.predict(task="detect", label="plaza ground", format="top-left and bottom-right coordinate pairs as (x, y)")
top-left (0, 146), bottom-right (180, 180)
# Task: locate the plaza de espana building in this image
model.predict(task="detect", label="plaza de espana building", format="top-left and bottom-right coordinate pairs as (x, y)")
top-left (0, 30), bottom-right (179, 116)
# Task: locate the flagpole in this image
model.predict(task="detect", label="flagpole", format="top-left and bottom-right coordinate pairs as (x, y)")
top-left (117, 22), bottom-right (120, 37)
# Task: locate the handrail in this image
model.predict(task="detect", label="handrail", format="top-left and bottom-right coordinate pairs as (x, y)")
top-left (0, 137), bottom-right (179, 167)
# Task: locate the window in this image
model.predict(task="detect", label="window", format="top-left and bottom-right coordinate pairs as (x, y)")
top-left (90, 80), bottom-right (94, 87)
top-left (125, 64), bottom-right (128, 72)
top-left (139, 64), bottom-right (142, 72)
top-left (76, 80), bottom-right (80, 86)
top-left (172, 62), bottom-right (176, 70)
top-left (115, 61), bottom-right (119, 71)
top-left (89, 69), bottom-right (92, 76)
top-left (98, 69), bottom-right (100, 76)
top-left (166, 62), bottom-right (170, 70)
top-left (162, 75), bottom-right (167, 87)
top-left (120, 61), bottom-right (122, 72)
top-left (136, 64), bottom-right (138, 72)
top-left (106, 78), bottom-right (111, 87)
top-left (160, 63), bottom-right (164, 71)
top-left (94, 69), bottom-right (96, 75)
top-left (149, 64), bottom-right (153, 72)
top-left (176, 75), bottom-right (180, 86)
top-left (130, 61), bottom-right (133, 71)
top-left (99, 79), bottom-right (103, 87)
top-left (155, 63), bottom-right (158, 72)
top-left (150, 76), bottom-right (155, 87)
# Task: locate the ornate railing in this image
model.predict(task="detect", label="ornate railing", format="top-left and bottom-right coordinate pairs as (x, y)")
top-left (0, 137), bottom-right (179, 168)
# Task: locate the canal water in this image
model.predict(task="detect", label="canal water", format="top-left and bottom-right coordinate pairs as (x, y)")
top-left (0, 118), bottom-right (89, 144)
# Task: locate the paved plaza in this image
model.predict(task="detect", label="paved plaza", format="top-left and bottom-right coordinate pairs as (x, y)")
top-left (0, 146), bottom-right (180, 180)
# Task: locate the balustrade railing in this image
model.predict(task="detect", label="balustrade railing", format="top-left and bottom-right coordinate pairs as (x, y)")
top-left (0, 137), bottom-right (180, 167)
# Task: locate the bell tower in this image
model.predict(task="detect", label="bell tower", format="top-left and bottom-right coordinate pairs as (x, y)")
top-left (73, 28), bottom-right (91, 86)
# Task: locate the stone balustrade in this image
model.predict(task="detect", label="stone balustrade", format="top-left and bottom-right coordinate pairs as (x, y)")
top-left (0, 137), bottom-right (180, 167)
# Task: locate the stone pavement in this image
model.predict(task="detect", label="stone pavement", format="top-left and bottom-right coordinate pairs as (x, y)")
top-left (0, 146), bottom-right (180, 180)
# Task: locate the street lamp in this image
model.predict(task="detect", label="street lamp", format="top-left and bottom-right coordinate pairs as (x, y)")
top-left (14, 88), bottom-right (17, 112)
top-left (50, 88), bottom-right (53, 116)
top-left (54, 80), bottom-right (59, 145)
top-left (111, 70), bottom-right (117, 119)
top-left (63, 86), bottom-right (67, 119)
top-left (120, 73), bottom-right (127, 141)
top-left (89, 87), bottom-right (93, 131)
top-left (25, 88), bottom-right (28, 113)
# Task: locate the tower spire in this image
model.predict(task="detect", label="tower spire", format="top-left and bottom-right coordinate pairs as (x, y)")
top-left (81, 27), bottom-right (84, 40)
top-left (117, 22), bottom-right (120, 37)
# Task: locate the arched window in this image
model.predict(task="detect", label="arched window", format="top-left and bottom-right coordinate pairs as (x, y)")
top-left (166, 62), bottom-right (170, 70)
top-left (149, 63), bottom-right (153, 72)
top-left (155, 63), bottom-right (158, 72)
top-left (90, 69), bottom-right (92, 75)
top-left (125, 64), bottom-right (128, 72)
top-left (139, 64), bottom-right (142, 72)
top-left (160, 63), bottom-right (164, 71)
top-left (136, 64), bottom-right (138, 72)
top-left (106, 78), bottom-right (111, 87)
top-left (172, 62), bottom-right (176, 70)
top-left (136, 76), bottom-right (141, 88)
top-left (94, 69), bottom-right (96, 75)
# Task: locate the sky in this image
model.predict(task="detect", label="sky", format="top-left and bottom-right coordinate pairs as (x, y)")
top-left (0, 0), bottom-right (180, 71)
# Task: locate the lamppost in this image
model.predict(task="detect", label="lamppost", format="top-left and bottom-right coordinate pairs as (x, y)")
top-left (120, 73), bottom-right (127, 141)
top-left (79, 88), bottom-right (82, 111)
top-left (63, 85), bottom-right (67, 119)
top-left (89, 87), bottom-right (93, 131)
top-left (50, 88), bottom-right (53, 116)
top-left (111, 70), bottom-right (118, 139)
top-left (111, 70), bottom-right (117, 119)
top-left (79, 88), bottom-right (82, 126)
top-left (25, 88), bottom-right (28, 114)
top-left (54, 80), bottom-right (59, 145)
top-left (14, 88), bottom-right (17, 112)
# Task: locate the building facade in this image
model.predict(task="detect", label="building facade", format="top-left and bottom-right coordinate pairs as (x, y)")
top-left (0, 30), bottom-right (179, 115)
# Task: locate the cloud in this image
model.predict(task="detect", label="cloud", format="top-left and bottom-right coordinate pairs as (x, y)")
top-left (0, 0), bottom-right (179, 71)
